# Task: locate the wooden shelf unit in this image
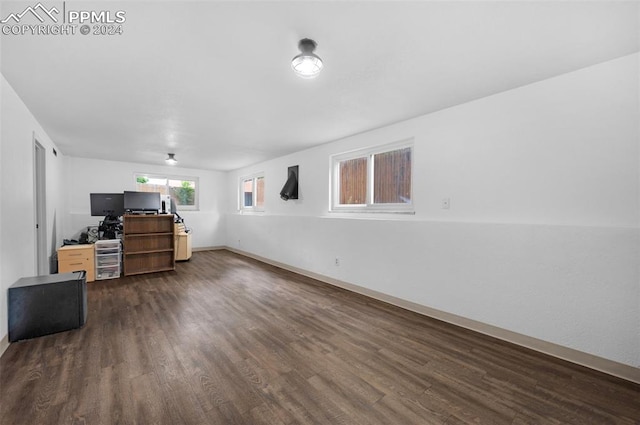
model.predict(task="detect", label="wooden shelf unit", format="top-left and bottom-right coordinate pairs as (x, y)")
top-left (123, 214), bottom-right (175, 276)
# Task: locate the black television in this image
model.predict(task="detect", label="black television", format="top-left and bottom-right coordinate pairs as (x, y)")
top-left (90, 193), bottom-right (125, 218)
top-left (124, 191), bottom-right (161, 214)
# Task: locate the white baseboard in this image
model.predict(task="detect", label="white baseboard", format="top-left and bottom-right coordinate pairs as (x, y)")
top-left (225, 247), bottom-right (640, 385)
top-left (192, 246), bottom-right (225, 252)
top-left (0, 334), bottom-right (9, 358)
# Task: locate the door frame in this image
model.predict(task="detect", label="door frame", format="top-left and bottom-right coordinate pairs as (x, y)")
top-left (34, 135), bottom-right (47, 275)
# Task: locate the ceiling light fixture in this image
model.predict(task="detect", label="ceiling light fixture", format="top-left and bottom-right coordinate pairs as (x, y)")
top-left (165, 153), bottom-right (177, 165)
top-left (291, 38), bottom-right (323, 79)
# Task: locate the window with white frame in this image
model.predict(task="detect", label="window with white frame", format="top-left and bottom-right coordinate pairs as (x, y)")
top-left (134, 173), bottom-right (199, 211)
top-left (240, 173), bottom-right (265, 211)
top-left (331, 140), bottom-right (413, 212)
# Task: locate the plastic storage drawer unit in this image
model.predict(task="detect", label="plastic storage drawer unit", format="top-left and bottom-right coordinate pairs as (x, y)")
top-left (95, 239), bottom-right (122, 280)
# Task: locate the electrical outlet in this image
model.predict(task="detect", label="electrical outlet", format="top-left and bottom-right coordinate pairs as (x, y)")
top-left (335, 257), bottom-right (340, 266)
top-left (442, 198), bottom-right (450, 210)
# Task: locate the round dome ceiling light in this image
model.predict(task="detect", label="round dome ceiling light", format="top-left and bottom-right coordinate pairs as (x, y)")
top-left (291, 38), bottom-right (323, 79)
top-left (165, 153), bottom-right (177, 165)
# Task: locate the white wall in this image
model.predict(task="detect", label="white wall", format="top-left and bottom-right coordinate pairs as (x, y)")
top-left (226, 54), bottom-right (640, 367)
top-left (0, 74), bottom-right (65, 344)
top-left (0, 42), bottom-right (3, 350)
top-left (64, 157), bottom-right (227, 249)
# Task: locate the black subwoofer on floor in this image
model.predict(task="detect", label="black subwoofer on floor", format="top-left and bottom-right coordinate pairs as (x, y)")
top-left (8, 271), bottom-right (87, 342)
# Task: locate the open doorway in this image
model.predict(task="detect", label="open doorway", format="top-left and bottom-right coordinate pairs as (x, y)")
top-left (34, 137), bottom-right (47, 275)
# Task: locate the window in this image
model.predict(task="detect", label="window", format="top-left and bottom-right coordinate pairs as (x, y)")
top-left (240, 174), bottom-right (265, 211)
top-left (331, 141), bottom-right (413, 212)
top-left (134, 173), bottom-right (198, 211)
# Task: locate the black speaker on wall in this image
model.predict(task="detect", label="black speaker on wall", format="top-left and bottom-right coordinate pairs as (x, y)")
top-left (280, 165), bottom-right (299, 201)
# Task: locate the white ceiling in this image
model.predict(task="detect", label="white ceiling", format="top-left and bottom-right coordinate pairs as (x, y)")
top-left (1, 1), bottom-right (638, 171)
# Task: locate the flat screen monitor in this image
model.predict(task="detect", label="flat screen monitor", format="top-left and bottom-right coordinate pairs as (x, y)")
top-left (90, 193), bottom-right (125, 217)
top-left (124, 191), bottom-right (161, 213)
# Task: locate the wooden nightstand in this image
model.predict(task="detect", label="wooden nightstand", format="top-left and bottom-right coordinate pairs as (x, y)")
top-left (58, 244), bottom-right (95, 282)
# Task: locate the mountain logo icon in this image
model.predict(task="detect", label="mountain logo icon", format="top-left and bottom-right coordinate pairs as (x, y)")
top-left (1, 2), bottom-right (60, 24)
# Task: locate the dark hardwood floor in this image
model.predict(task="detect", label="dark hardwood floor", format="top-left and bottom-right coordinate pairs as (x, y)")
top-left (1, 250), bottom-right (638, 424)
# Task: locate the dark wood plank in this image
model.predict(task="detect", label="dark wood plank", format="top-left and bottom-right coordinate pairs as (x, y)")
top-left (1, 250), bottom-right (639, 425)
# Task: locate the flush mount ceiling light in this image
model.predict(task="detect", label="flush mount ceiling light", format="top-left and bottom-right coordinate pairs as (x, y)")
top-left (165, 153), bottom-right (177, 165)
top-left (291, 38), bottom-right (323, 79)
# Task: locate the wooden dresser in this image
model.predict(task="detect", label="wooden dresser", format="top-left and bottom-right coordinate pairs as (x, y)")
top-left (58, 244), bottom-right (95, 282)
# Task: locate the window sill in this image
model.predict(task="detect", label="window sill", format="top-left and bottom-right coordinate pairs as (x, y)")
top-left (329, 208), bottom-right (415, 215)
top-left (327, 210), bottom-right (416, 220)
